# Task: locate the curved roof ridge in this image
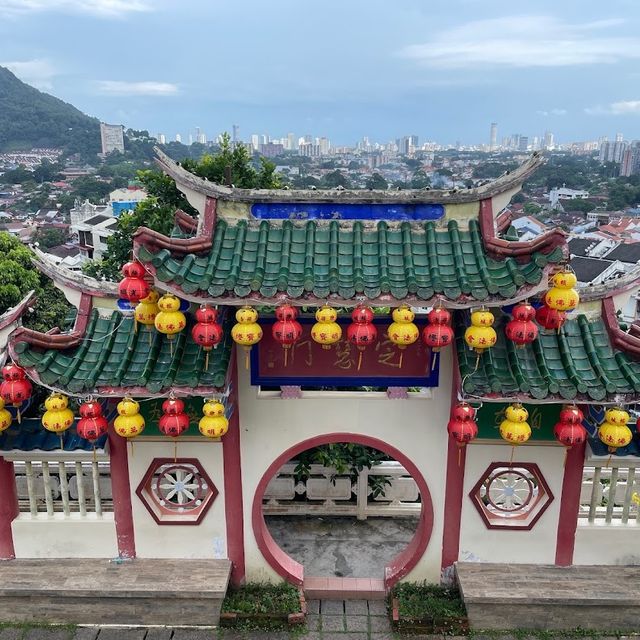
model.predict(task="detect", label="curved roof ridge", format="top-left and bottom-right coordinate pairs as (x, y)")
top-left (154, 146), bottom-right (545, 205)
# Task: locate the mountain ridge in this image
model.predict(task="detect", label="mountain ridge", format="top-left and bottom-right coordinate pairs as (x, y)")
top-left (0, 66), bottom-right (101, 154)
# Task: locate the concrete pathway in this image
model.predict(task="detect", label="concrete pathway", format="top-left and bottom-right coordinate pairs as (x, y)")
top-left (266, 515), bottom-right (418, 578)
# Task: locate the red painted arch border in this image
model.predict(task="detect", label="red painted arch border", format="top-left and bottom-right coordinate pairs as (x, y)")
top-left (251, 432), bottom-right (434, 589)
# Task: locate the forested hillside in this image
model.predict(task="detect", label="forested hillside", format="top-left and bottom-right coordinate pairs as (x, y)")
top-left (0, 66), bottom-right (100, 154)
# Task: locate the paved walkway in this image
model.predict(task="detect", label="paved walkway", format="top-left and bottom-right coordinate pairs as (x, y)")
top-left (266, 516), bottom-right (418, 578)
top-left (0, 600), bottom-right (395, 640)
top-left (0, 600), bottom-right (633, 639)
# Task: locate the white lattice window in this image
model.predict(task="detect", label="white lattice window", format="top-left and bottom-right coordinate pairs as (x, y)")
top-left (469, 463), bottom-right (554, 530)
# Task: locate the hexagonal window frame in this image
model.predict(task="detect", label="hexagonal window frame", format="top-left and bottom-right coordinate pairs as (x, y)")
top-left (469, 462), bottom-right (554, 530)
top-left (136, 457), bottom-right (218, 525)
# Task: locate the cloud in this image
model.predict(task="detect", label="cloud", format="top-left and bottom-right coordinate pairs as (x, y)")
top-left (0, 0), bottom-right (151, 18)
top-left (398, 16), bottom-right (640, 69)
top-left (536, 108), bottom-right (568, 117)
top-left (586, 100), bottom-right (640, 116)
top-left (96, 80), bottom-right (180, 96)
top-left (1, 58), bottom-right (57, 90)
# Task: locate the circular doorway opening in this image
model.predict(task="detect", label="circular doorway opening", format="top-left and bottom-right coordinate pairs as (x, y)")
top-left (252, 433), bottom-right (433, 589)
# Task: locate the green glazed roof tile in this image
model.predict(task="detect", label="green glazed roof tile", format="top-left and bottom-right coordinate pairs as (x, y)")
top-left (138, 218), bottom-right (563, 304)
top-left (456, 313), bottom-right (640, 403)
top-left (13, 309), bottom-right (233, 397)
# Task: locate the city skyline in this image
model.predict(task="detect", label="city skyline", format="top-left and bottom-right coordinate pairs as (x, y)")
top-left (1, 0), bottom-right (639, 145)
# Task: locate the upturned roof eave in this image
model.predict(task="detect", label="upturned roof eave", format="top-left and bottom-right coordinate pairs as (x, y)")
top-left (155, 146), bottom-right (545, 205)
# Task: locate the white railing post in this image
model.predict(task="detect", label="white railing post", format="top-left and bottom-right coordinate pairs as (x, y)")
top-left (58, 461), bottom-right (71, 517)
top-left (41, 462), bottom-right (54, 517)
top-left (75, 461), bottom-right (87, 517)
top-left (356, 468), bottom-right (368, 521)
top-left (24, 461), bottom-right (37, 517)
top-left (581, 459), bottom-right (639, 526)
top-left (91, 460), bottom-right (103, 518)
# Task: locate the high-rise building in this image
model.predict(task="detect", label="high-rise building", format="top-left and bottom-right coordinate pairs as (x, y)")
top-left (518, 136), bottom-right (529, 152)
top-left (175, 134), bottom-right (182, 143)
top-left (232, 124), bottom-right (240, 146)
top-left (319, 137), bottom-right (331, 155)
top-left (489, 123), bottom-right (498, 151)
top-left (157, 133), bottom-right (166, 145)
top-left (620, 147), bottom-right (640, 176)
top-left (287, 132), bottom-right (296, 151)
top-left (543, 131), bottom-right (554, 150)
top-left (616, 133), bottom-right (624, 143)
top-left (250, 134), bottom-right (260, 151)
top-left (100, 123), bottom-right (125, 155)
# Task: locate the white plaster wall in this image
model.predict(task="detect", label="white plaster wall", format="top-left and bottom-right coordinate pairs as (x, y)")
top-left (458, 442), bottom-right (565, 564)
top-left (12, 514), bottom-right (118, 558)
top-left (237, 345), bottom-right (454, 584)
top-left (574, 526), bottom-right (640, 565)
top-left (128, 440), bottom-right (227, 559)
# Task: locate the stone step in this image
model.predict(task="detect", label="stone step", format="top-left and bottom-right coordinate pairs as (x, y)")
top-left (304, 576), bottom-right (386, 600)
top-left (0, 558), bottom-right (231, 626)
top-left (456, 562), bottom-right (640, 631)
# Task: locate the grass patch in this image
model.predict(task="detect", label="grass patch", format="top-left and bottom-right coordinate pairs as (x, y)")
top-left (392, 581), bottom-right (467, 635)
top-left (393, 581), bottom-right (466, 620)
top-left (222, 581), bottom-right (301, 615)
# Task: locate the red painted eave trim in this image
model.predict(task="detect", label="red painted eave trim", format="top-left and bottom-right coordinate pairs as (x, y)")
top-left (602, 296), bottom-right (640, 358)
top-left (8, 292), bottom-right (92, 352)
top-left (0, 291), bottom-right (36, 332)
top-left (133, 198), bottom-right (216, 257)
top-left (479, 199), bottom-right (568, 260)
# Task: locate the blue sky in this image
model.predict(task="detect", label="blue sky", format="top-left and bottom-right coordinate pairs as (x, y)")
top-left (1, 0), bottom-right (639, 145)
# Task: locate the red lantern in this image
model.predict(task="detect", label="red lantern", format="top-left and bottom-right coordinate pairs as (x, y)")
top-left (118, 260), bottom-right (150, 303)
top-left (272, 304), bottom-right (303, 366)
top-left (554, 421), bottom-right (587, 448)
top-left (535, 304), bottom-right (566, 331)
top-left (422, 307), bottom-right (454, 351)
top-left (506, 303), bottom-right (538, 346)
top-left (346, 306), bottom-right (377, 370)
top-left (447, 402), bottom-right (478, 447)
top-left (0, 364), bottom-right (32, 422)
top-left (159, 398), bottom-right (190, 438)
top-left (554, 405), bottom-right (586, 448)
top-left (559, 405), bottom-right (584, 426)
top-left (77, 400), bottom-right (108, 442)
top-left (191, 305), bottom-right (223, 368)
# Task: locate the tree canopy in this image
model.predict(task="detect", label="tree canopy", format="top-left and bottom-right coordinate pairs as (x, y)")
top-left (0, 232), bottom-right (71, 331)
top-left (83, 134), bottom-right (281, 281)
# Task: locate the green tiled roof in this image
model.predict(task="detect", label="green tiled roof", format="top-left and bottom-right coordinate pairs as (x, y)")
top-left (138, 218), bottom-right (564, 304)
top-left (13, 309), bottom-right (233, 396)
top-left (457, 314), bottom-right (640, 402)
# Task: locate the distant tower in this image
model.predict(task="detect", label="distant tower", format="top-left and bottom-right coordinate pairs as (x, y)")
top-left (100, 123), bottom-right (124, 155)
top-left (157, 133), bottom-right (166, 144)
top-left (489, 123), bottom-right (498, 151)
top-left (232, 124), bottom-right (240, 147)
top-left (175, 133), bottom-right (182, 143)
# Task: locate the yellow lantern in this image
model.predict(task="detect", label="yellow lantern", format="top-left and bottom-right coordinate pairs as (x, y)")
top-left (198, 400), bottom-right (229, 439)
top-left (154, 294), bottom-right (186, 339)
top-left (42, 393), bottom-right (74, 435)
top-left (387, 305), bottom-right (420, 368)
top-left (505, 403), bottom-right (529, 423)
top-left (544, 269), bottom-right (579, 312)
top-left (311, 305), bottom-right (342, 350)
top-left (499, 404), bottom-right (531, 445)
top-left (114, 397), bottom-right (145, 439)
top-left (598, 408), bottom-right (632, 452)
top-left (604, 407), bottom-right (630, 426)
top-left (135, 290), bottom-right (160, 326)
top-left (231, 306), bottom-right (263, 368)
top-left (464, 308), bottom-right (497, 355)
top-left (0, 398), bottom-right (12, 433)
